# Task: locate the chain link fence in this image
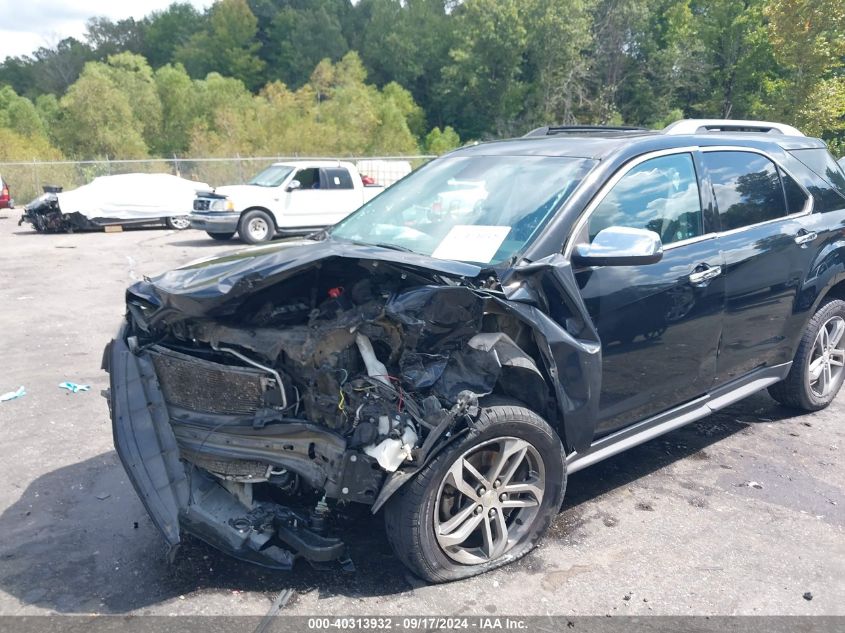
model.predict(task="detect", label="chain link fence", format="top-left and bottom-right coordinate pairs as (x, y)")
top-left (0, 155), bottom-right (436, 206)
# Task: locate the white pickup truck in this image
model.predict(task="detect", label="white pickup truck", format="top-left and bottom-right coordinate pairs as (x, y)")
top-left (190, 160), bottom-right (409, 244)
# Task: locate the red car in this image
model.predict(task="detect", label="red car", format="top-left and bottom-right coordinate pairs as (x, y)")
top-left (0, 175), bottom-right (12, 209)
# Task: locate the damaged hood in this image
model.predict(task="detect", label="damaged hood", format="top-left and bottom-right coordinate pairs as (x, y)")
top-left (129, 237), bottom-right (488, 318)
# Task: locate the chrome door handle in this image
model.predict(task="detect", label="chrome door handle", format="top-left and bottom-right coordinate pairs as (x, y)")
top-left (794, 231), bottom-right (817, 245)
top-left (689, 265), bottom-right (722, 285)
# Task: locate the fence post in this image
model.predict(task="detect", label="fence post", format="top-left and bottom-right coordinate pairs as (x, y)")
top-left (236, 153), bottom-right (244, 183)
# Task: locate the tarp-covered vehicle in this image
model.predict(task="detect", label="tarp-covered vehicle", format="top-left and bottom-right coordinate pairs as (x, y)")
top-left (105, 120), bottom-right (845, 583)
top-left (19, 173), bottom-right (211, 233)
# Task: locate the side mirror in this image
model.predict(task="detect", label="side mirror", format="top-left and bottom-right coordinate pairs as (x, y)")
top-left (572, 226), bottom-right (663, 267)
top-left (286, 179), bottom-right (301, 192)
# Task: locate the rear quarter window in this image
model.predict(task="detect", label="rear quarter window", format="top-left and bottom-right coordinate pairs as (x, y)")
top-left (323, 168), bottom-right (354, 190)
top-left (788, 148), bottom-right (845, 212)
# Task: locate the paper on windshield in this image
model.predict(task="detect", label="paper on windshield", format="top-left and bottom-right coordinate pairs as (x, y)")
top-left (432, 225), bottom-right (511, 263)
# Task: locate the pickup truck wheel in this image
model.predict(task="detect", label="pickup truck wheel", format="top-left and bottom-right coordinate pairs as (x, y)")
top-left (206, 231), bottom-right (235, 241)
top-left (165, 216), bottom-right (191, 230)
top-left (239, 210), bottom-right (274, 244)
top-left (769, 298), bottom-right (845, 411)
top-left (384, 401), bottom-right (565, 583)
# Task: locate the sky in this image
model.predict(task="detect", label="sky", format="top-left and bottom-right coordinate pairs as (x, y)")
top-left (0, 0), bottom-right (214, 60)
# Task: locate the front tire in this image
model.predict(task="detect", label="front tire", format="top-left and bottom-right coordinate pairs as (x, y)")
top-left (769, 298), bottom-right (845, 411)
top-left (165, 216), bottom-right (191, 230)
top-left (384, 401), bottom-right (565, 583)
top-left (238, 209), bottom-right (274, 244)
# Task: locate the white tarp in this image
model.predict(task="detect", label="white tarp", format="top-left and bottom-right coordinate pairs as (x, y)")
top-left (57, 173), bottom-right (211, 221)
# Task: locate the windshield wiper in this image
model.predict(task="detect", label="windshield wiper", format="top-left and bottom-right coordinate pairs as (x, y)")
top-left (367, 241), bottom-right (415, 253)
top-left (328, 235), bottom-right (416, 253)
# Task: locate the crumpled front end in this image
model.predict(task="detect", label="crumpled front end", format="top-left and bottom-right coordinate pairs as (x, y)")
top-left (19, 192), bottom-right (98, 233)
top-left (104, 241), bottom-right (601, 569)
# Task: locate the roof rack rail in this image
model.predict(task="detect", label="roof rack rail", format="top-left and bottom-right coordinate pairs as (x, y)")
top-left (524, 125), bottom-right (647, 137)
top-left (663, 119), bottom-right (804, 137)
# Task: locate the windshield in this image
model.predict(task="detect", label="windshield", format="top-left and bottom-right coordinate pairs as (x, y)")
top-left (330, 155), bottom-right (595, 264)
top-left (249, 165), bottom-right (294, 187)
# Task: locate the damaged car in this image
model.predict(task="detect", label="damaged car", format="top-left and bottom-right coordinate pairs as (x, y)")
top-left (19, 173), bottom-right (210, 233)
top-left (105, 119), bottom-right (845, 582)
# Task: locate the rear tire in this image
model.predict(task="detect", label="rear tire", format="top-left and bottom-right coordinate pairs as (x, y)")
top-left (384, 401), bottom-right (565, 583)
top-left (206, 231), bottom-right (235, 241)
top-left (165, 216), bottom-right (191, 230)
top-left (238, 209), bottom-right (274, 244)
top-left (769, 298), bottom-right (845, 411)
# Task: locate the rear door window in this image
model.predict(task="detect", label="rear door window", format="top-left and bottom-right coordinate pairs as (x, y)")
top-left (781, 168), bottom-right (809, 214)
top-left (588, 152), bottom-right (704, 245)
top-left (702, 151), bottom-right (788, 231)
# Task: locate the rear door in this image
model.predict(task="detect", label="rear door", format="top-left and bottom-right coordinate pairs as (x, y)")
top-left (701, 149), bottom-right (813, 385)
top-left (572, 150), bottom-right (725, 436)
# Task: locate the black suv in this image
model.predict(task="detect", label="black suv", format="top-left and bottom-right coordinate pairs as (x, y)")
top-left (105, 119), bottom-right (845, 582)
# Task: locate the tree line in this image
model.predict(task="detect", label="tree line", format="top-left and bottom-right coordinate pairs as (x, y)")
top-left (0, 0), bottom-right (843, 163)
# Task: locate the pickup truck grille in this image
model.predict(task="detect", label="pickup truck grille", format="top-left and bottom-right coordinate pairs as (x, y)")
top-left (193, 199), bottom-right (211, 211)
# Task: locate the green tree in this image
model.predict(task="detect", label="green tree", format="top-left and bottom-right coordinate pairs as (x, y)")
top-left (100, 53), bottom-right (163, 150)
top-left (153, 64), bottom-right (200, 154)
top-left (176, 0), bottom-right (266, 90)
top-left (0, 86), bottom-right (46, 137)
top-left (440, 0), bottom-right (528, 138)
top-left (690, 0), bottom-right (776, 118)
top-left (0, 38), bottom-right (94, 98)
top-left (0, 128), bottom-right (63, 161)
top-left (764, 0), bottom-right (845, 152)
top-left (85, 17), bottom-right (145, 58)
top-left (54, 63), bottom-right (148, 158)
top-left (141, 3), bottom-right (206, 68)
top-left (265, 0), bottom-right (350, 88)
top-left (523, 0), bottom-right (594, 126)
top-left (605, 0), bottom-right (708, 126)
top-left (423, 125), bottom-right (461, 154)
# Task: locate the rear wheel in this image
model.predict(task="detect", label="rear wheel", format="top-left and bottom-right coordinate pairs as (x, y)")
top-left (238, 209), bottom-right (274, 244)
top-left (206, 231), bottom-right (235, 241)
top-left (769, 298), bottom-right (845, 410)
top-left (384, 401), bottom-right (565, 583)
top-left (165, 216), bottom-right (191, 230)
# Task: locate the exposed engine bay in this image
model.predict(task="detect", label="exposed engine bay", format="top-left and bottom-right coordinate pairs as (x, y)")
top-left (107, 251), bottom-right (577, 569)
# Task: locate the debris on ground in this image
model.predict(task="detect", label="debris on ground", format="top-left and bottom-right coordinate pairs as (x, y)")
top-left (95, 493), bottom-right (111, 500)
top-left (803, 592), bottom-right (813, 601)
top-left (59, 382), bottom-right (90, 393)
top-left (254, 588), bottom-right (295, 633)
top-left (0, 386), bottom-right (26, 402)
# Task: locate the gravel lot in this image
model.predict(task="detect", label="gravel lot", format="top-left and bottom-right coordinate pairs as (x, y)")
top-left (0, 216), bottom-right (842, 618)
